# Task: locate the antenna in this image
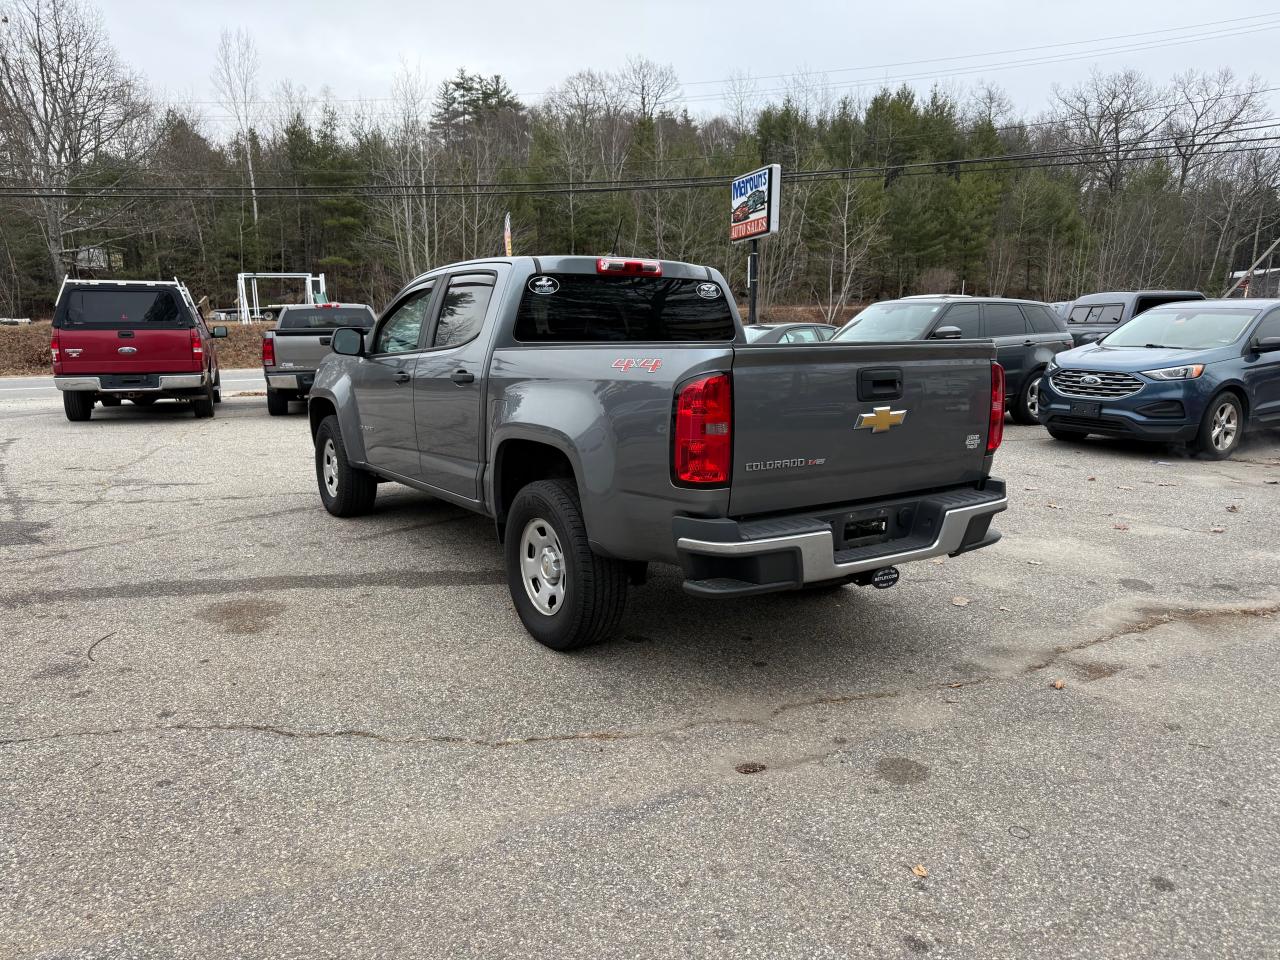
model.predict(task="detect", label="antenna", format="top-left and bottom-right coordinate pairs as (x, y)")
top-left (609, 218), bottom-right (623, 257)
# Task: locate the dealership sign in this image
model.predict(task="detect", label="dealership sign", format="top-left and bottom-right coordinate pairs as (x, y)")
top-left (730, 164), bottom-right (781, 242)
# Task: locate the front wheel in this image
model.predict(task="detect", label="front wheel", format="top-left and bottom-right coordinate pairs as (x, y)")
top-left (1010, 372), bottom-right (1044, 425)
top-left (1192, 393), bottom-right (1243, 460)
top-left (314, 415), bottom-right (377, 517)
top-left (63, 391), bottom-right (93, 421)
top-left (504, 479), bottom-right (628, 651)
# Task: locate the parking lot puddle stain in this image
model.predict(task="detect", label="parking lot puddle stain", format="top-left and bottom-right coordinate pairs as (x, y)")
top-left (875, 756), bottom-right (930, 786)
top-left (198, 597), bottom-right (280, 635)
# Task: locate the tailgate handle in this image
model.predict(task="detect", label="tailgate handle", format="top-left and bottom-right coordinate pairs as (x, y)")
top-left (858, 367), bottom-right (902, 402)
top-left (117, 330), bottom-right (134, 339)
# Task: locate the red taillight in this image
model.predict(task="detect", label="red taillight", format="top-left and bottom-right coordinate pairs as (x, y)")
top-left (987, 362), bottom-right (1006, 453)
top-left (190, 327), bottom-right (204, 360)
top-left (50, 333), bottom-right (60, 366)
top-left (597, 257), bottom-right (661, 277)
top-left (262, 335), bottom-right (275, 366)
top-left (673, 373), bottom-right (732, 486)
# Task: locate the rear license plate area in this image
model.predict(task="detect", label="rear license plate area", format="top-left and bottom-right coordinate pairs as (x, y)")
top-left (100, 374), bottom-right (158, 390)
top-left (837, 510), bottom-right (892, 550)
top-left (1070, 401), bottom-right (1101, 418)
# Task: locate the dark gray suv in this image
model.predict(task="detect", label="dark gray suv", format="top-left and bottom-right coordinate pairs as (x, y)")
top-left (832, 296), bottom-right (1073, 423)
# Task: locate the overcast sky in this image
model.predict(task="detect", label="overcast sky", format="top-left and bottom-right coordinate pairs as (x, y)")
top-left (97, 0), bottom-right (1277, 124)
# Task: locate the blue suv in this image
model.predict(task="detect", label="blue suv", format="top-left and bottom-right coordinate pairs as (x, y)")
top-left (1037, 299), bottom-right (1280, 459)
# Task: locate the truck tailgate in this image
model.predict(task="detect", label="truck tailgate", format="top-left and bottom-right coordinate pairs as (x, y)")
top-left (728, 341), bottom-right (996, 516)
top-left (269, 330), bottom-right (336, 370)
top-left (58, 328), bottom-right (198, 374)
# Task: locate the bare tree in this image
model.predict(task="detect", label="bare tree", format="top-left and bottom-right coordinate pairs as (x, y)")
top-left (0, 0), bottom-right (151, 284)
top-left (1164, 68), bottom-right (1265, 191)
top-left (212, 27), bottom-right (262, 225)
top-left (1052, 69), bottom-right (1169, 196)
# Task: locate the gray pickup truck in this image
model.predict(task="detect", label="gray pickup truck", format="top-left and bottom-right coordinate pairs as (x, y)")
top-left (262, 303), bottom-right (375, 415)
top-left (308, 256), bottom-right (1009, 650)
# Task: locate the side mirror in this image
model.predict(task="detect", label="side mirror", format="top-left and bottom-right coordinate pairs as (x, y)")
top-left (932, 325), bottom-right (963, 340)
top-left (331, 326), bottom-right (364, 356)
top-left (211, 326), bottom-right (228, 338)
top-left (1253, 336), bottom-right (1280, 353)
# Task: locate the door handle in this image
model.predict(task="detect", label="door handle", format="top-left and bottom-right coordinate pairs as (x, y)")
top-left (451, 369), bottom-right (475, 385)
top-left (319, 337), bottom-right (331, 346)
top-left (1023, 340), bottom-right (1035, 346)
top-left (393, 371), bottom-right (411, 384)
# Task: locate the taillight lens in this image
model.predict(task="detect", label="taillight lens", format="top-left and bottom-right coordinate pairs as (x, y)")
top-left (673, 373), bottom-right (732, 486)
top-left (190, 327), bottom-right (204, 360)
top-left (988, 362), bottom-right (1006, 453)
top-left (597, 257), bottom-right (661, 276)
top-left (50, 333), bottom-right (61, 367)
top-left (262, 335), bottom-right (275, 366)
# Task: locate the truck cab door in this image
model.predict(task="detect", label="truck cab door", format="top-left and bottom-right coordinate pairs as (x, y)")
top-left (352, 283), bottom-right (436, 479)
top-left (411, 270), bottom-right (500, 503)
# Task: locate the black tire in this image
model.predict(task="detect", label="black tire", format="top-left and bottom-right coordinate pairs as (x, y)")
top-left (315, 415), bottom-right (377, 517)
top-left (131, 396), bottom-right (157, 406)
top-left (63, 391), bottom-right (93, 421)
top-left (266, 388), bottom-right (290, 416)
top-left (1047, 426), bottom-right (1088, 442)
top-left (504, 478), bottom-right (628, 651)
top-left (99, 396), bottom-right (122, 407)
top-left (213, 371), bottom-right (222, 404)
top-left (1191, 392), bottom-right (1243, 460)
top-left (1010, 370), bottom-right (1044, 425)
top-left (192, 383), bottom-right (215, 418)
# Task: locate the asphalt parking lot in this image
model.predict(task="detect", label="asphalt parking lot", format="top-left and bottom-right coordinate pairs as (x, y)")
top-left (2, 389), bottom-right (1278, 959)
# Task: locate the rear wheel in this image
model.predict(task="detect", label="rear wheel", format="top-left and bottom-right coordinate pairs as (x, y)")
top-left (266, 388), bottom-right (290, 416)
top-left (1047, 426), bottom-right (1088, 442)
top-left (315, 415), bottom-right (377, 517)
top-left (1010, 371), bottom-right (1044, 425)
top-left (212, 371), bottom-right (222, 404)
top-left (192, 383), bottom-right (215, 418)
top-left (504, 479), bottom-right (628, 651)
top-left (63, 391), bottom-right (93, 422)
top-left (1192, 393), bottom-right (1243, 460)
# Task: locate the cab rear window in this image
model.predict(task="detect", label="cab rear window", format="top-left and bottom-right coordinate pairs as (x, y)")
top-left (56, 289), bottom-right (188, 329)
top-left (514, 275), bottom-right (735, 343)
top-left (279, 307), bottom-right (375, 330)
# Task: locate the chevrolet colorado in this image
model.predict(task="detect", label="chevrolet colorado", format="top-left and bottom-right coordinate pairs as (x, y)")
top-left (308, 256), bottom-right (1008, 650)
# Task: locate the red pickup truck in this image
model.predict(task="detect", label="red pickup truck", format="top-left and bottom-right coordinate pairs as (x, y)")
top-left (51, 280), bottom-right (228, 421)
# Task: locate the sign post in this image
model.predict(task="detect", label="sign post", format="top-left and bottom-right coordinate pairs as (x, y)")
top-left (730, 163), bottom-right (781, 327)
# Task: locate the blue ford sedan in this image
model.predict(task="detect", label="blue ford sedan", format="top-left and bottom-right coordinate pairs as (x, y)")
top-left (1037, 298), bottom-right (1280, 459)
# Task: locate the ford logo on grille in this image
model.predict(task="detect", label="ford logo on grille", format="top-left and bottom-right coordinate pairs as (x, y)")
top-left (1079, 374), bottom-right (1102, 386)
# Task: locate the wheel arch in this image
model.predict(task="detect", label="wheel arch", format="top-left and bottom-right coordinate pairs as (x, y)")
top-left (491, 433), bottom-right (585, 542)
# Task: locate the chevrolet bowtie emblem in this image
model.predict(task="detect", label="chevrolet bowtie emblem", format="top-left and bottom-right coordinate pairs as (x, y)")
top-left (854, 406), bottom-right (907, 433)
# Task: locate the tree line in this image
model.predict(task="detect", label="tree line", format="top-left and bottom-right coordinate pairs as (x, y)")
top-left (1, 0), bottom-right (1277, 319)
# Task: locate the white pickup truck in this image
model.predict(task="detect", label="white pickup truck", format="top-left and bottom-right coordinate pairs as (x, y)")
top-left (261, 303), bottom-right (375, 415)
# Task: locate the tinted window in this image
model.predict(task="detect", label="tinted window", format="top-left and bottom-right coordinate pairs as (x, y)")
top-left (984, 303), bottom-right (1027, 337)
top-left (279, 307), bottom-right (374, 330)
top-left (59, 290), bottom-right (187, 329)
top-left (1097, 303), bottom-right (1125, 324)
top-left (434, 274), bottom-right (495, 349)
top-left (833, 301), bottom-right (942, 341)
top-left (1255, 311), bottom-right (1280, 340)
top-left (1135, 294), bottom-right (1202, 316)
top-left (1103, 307), bottom-right (1259, 349)
top-left (514, 275), bottom-right (734, 343)
top-left (373, 287), bottom-right (433, 354)
top-left (1025, 304), bottom-right (1062, 334)
top-left (941, 303), bottom-right (982, 338)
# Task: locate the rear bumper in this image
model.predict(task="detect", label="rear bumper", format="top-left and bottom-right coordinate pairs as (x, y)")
top-left (265, 371), bottom-right (316, 392)
top-left (674, 480), bottom-right (1007, 598)
top-left (54, 373), bottom-right (206, 393)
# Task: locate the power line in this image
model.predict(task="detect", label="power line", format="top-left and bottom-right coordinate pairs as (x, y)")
top-left (2, 133), bottom-right (1275, 203)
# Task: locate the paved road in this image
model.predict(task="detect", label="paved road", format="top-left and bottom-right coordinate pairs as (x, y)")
top-left (0, 368), bottom-right (264, 401)
top-left (1, 393), bottom-right (1278, 959)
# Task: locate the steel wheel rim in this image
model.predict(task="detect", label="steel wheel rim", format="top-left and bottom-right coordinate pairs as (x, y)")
top-left (1027, 377), bottom-right (1041, 419)
top-left (1210, 402), bottom-right (1238, 450)
top-left (520, 517), bottom-right (566, 616)
top-left (322, 439), bottom-right (339, 496)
